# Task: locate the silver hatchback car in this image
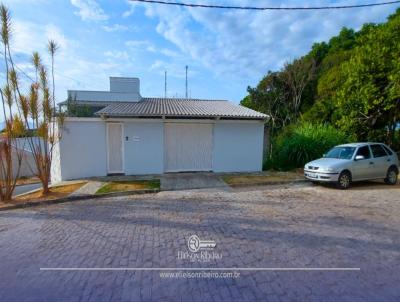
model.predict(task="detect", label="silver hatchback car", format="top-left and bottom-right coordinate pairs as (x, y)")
top-left (304, 143), bottom-right (399, 189)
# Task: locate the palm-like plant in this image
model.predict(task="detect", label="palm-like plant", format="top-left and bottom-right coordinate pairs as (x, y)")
top-left (0, 4), bottom-right (64, 198)
top-left (0, 4), bottom-right (23, 201)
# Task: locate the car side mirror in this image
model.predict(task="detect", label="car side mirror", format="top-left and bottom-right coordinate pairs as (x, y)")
top-left (355, 155), bottom-right (365, 161)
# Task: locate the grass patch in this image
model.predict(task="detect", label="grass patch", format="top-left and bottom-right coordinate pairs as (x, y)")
top-left (222, 172), bottom-right (303, 186)
top-left (96, 180), bottom-right (160, 195)
top-left (12, 182), bottom-right (87, 203)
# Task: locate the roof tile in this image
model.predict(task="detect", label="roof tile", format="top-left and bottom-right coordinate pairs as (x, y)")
top-left (94, 98), bottom-right (268, 119)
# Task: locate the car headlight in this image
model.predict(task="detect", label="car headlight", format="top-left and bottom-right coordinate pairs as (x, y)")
top-left (320, 167), bottom-right (336, 173)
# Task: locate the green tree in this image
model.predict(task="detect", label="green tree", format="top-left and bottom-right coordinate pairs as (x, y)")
top-left (302, 50), bottom-right (352, 123)
top-left (335, 14), bottom-right (400, 144)
top-left (242, 71), bottom-right (291, 155)
top-left (241, 7), bottom-right (400, 161)
top-left (327, 27), bottom-right (356, 53)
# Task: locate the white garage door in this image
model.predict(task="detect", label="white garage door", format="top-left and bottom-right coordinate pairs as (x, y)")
top-left (165, 123), bottom-right (213, 172)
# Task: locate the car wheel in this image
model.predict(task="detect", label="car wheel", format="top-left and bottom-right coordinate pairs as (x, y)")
top-left (384, 167), bottom-right (398, 185)
top-left (337, 171), bottom-right (351, 190)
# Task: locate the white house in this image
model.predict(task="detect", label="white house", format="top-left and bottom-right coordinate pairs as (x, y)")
top-left (51, 77), bottom-right (268, 183)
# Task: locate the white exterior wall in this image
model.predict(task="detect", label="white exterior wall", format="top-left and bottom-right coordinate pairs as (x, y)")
top-left (11, 138), bottom-right (42, 178)
top-left (68, 77), bottom-right (141, 102)
top-left (51, 136), bottom-right (62, 183)
top-left (52, 118), bottom-right (264, 182)
top-left (212, 121), bottom-right (264, 172)
top-left (123, 121), bottom-right (164, 175)
top-left (53, 120), bottom-right (107, 181)
top-left (110, 77), bottom-right (140, 94)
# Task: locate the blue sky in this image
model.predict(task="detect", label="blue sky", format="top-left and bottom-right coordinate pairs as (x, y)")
top-left (0, 0), bottom-right (399, 123)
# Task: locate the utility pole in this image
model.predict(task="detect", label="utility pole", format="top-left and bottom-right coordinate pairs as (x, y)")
top-left (185, 65), bottom-right (188, 99)
top-left (164, 70), bottom-right (167, 98)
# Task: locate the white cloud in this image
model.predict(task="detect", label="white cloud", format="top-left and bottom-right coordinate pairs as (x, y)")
top-left (70, 0), bottom-right (108, 21)
top-left (45, 24), bottom-right (69, 50)
top-left (150, 59), bottom-right (197, 79)
top-left (102, 24), bottom-right (129, 32)
top-left (133, 0), bottom-right (397, 79)
top-left (11, 21), bottom-right (43, 54)
top-left (3, 19), bottom-right (129, 108)
top-left (3, 0), bottom-right (47, 3)
top-left (104, 50), bottom-right (130, 60)
top-left (12, 21), bottom-right (71, 56)
top-left (125, 40), bottom-right (156, 53)
top-left (160, 48), bottom-right (181, 58)
top-left (122, 1), bottom-right (139, 18)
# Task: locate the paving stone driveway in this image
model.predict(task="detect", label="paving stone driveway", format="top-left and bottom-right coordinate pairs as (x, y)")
top-left (160, 172), bottom-right (229, 191)
top-left (0, 182), bottom-right (399, 302)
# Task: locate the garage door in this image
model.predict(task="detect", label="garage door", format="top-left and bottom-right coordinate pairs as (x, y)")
top-left (165, 123), bottom-right (213, 172)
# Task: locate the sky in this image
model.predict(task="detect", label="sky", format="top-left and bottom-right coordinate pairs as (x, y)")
top-left (0, 0), bottom-right (399, 123)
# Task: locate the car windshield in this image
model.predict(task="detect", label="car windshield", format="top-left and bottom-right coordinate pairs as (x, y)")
top-left (325, 146), bottom-right (356, 160)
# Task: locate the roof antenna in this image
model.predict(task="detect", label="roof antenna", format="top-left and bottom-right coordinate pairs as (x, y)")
top-left (164, 70), bottom-right (167, 98)
top-left (185, 65), bottom-right (188, 99)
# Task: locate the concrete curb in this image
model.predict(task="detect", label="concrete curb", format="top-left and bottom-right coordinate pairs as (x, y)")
top-left (1, 178), bottom-right (309, 211)
top-left (13, 180), bottom-right (88, 199)
top-left (15, 181), bottom-right (41, 187)
top-left (0, 188), bottom-right (160, 211)
top-left (225, 179), bottom-right (309, 188)
top-left (160, 184), bottom-right (230, 192)
top-left (93, 188), bottom-right (160, 198)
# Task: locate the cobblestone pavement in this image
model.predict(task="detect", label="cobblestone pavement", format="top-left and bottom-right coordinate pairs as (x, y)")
top-left (0, 182), bottom-right (399, 302)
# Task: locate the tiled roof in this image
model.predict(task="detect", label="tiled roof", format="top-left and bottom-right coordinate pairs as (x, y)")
top-left (58, 100), bottom-right (113, 106)
top-left (94, 98), bottom-right (268, 119)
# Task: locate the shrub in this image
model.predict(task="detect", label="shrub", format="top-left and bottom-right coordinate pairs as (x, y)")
top-left (265, 122), bottom-right (354, 171)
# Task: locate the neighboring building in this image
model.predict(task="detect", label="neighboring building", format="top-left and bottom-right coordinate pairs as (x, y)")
top-left (51, 77), bottom-right (268, 183)
top-left (0, 137), bottom-right (41, 178)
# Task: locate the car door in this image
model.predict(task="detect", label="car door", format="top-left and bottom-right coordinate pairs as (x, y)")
top-left (370, 144), bottom-right (390, 178)
top-left (352, 146), bottom-right (374, 180)
top-left (382, 144), bottom-right (397, 167)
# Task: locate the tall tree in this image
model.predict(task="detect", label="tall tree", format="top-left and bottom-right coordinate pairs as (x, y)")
top-left (335, 12), bottom-right (400, 144)
top-left (243, 72), bottom-right (291, 156)
top-left (281, 57), bottom-right (316, 120)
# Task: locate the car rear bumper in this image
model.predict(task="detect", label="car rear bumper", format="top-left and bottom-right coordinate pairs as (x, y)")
top-left (304, 171), bottom-right (339, 182)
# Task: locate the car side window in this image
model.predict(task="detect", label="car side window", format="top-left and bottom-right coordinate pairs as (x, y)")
top-left (356, 146), bottom-right (371, 159)
top-left (370, 144), bottom-right (388, 158)
top-left (382, 145), bottom-right (393, 155)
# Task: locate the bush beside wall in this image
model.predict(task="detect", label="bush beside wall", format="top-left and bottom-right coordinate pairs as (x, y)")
top-left (265, 123), bottom-right (354, 171)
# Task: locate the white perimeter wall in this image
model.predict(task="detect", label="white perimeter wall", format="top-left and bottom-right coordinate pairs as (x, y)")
top-left (52, 119), bottom-right (264, 182)
top-left (53, 120), bottom-right (107, 181)
top-left (213, 121), bottom-right (264, 172)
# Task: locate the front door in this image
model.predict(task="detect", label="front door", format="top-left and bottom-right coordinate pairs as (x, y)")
top-left (107, 123), bottom-right (124, 174)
